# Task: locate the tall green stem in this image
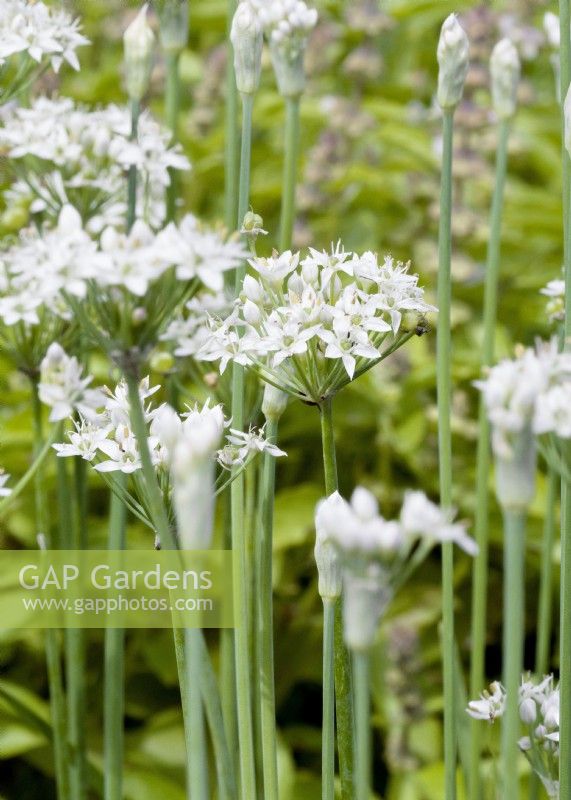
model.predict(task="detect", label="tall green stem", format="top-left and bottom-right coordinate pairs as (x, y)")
top-left (230, 89), bottom-right (257, 800)
top-left (322, 598), bottom-right (335, 800)
top-left (436, 108), bottom-right (457, 800)
top-left (220, 491), bottom-right (238, 777)
top-left (31, 381), bottom-right (69, 800)
top-left (104, 488), bottom-right (127, 800)
top-left (279, 96), bottom-right (300, 251)
top-left (501, 510), bottom-right (526, 800)
top-left (165, 51), bottom-right (181, 221)
top-left (125, 372), bottom-right (176, 552)
top-left (224, 0), bottom-right (239, 230)
top-left (560, 1), bottom-right (571, 795)
top-left (127, 99), bottom-right (140, 233)
top-left (186, 629), bottom-right (209, 800)
top-left (319, 397), bottom-right (354, 800)
top-left (469, 119), bottom-right (510, 800)
top-left (255, 417), bottom-right (279, 800)
top-left (59, 456), bottom-right (87, 800)
top-left (353, 651), bottom-right (370, 800)
top-left (530, 468), bottom-right (558, 800)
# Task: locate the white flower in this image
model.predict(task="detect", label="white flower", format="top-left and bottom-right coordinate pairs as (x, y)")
top-left (250, 250), bottom-right (300, 286)
top-left (39, 343), bottom-right (104, 422)
top-left (467, 682), bottom-right (506, 722)
top-left (400, 491), bottom-right (477, 556)
top-left (53, 420), bottom-right (114, 461)
top-left (0, 0), bottom-right (88, 72)
top-left (544, 12), bottom-right (560, 49)
top-left (217, 426), bottom-right (287, 469)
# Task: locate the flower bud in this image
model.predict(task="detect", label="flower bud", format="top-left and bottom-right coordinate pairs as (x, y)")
top-left (314, 535), bottom-right (342, 600)
top-left (241, 210), bottom-right (267, 240)
top-left (150, 350), bottom-right (175, 374)
top-left (490, 39), bottom-right (520, 120)
top-left (123, 5), bottom-right (155, 101)
top-left (262, 384), bottom-right (288, 422)
top-left (157, 0), bottom-right (189, 55)
top-left (519, 697), bottom-right (537, 725)
top-left (231, 2), bottom-right (263, 95)
top-left (495, 427), bottom-right (536, 512)
top-left (437, 14), bottom-right (469, 111)
top-left (243, 274), bottom-right (264, 303)
top-left (243, 298), bottom-right (262, 325)
top-left (342, 565), bottom-right (392, 651)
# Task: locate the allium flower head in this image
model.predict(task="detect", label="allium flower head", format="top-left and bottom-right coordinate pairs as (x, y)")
top-left (39, 343), bottom-right (105, 422)
top-left (123, 4), bottom-right (155, 101)
top-left (0, 0), bottom-right (87, 77)
top-left (197, 246), bottom-right (434, 404)
top-left (467, 681), bottom-right (506, 722)
top-left (231, 1), bottom-right (264, 94)
top-left (315, 487), bottom-right (475, 649)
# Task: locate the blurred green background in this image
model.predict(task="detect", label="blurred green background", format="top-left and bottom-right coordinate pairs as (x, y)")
top-left (0, 0), bottom-right (563, 797)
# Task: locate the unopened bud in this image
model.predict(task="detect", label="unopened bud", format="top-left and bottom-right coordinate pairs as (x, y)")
top-left (123, 4), bottom-right (155, 101)
top-left (437, 14), bottom-right (469, 111)
top-left (241, 210), bottom-right (267, 238)
top-left (342, 566), bottom-right (392, 651)
top-left (262, 384), bottom-right (288, 422)
top-left (150, 350), bottom-right (175, 374)
top-left (231, 2), bottom-right (263, 95)
top-left (490, 39), bottom-right (520, 120)
top-left (157, 0), bottom-right (189, 55)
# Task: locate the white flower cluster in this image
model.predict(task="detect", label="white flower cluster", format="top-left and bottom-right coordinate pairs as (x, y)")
top-left (315, 487), bottom-right (475, 650)
top-left (541, 278), bottom-right (565, 324)
top-left (53, 377), bottom-right (284, 476)
top-left (39, 343), bottom-right (105, 423)
top-left (476, 339), bottom-right (571, 457)
top-left (0, 0), bottom-right (87, 72)
top-left (197, 246), bottom-right (434, 403)
top-left (0, 206), bottom-right (247, 330)
top-left (0, 98), bottom-right (189, 230)
top-left (250, 0), bottom-right (318, 46)
top-left (468, 675), bottom-right (560, 798)
top-left (162, 290), bottom-right (235, 359)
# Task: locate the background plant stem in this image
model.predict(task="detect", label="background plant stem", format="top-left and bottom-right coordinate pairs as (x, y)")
top-left (31, 381), bottom-right (69, 800)
top-left (224, 0), bottom-right (239, 231)
top-left (559, 0), bottom-right (571, 795)
top-left (319, 397), bottom-right (354, 800)
top-left (322, 598), bottom-right (335, 800)
top-left (353, 650), bottom-right (370, 800)
top-left (501, 509), bottom-right (526, 799)
top-left (468, 118), bottom-right (510, 800)
top-left (279, 96), bottom-right (300, 251)
top-left (186, 629), bottom-right (209, 800)
top-left (103, 486), bottom-right (126, 800)
top-left (436, 107), bottom-right (457, 800)
top-left (230, 90), bottom-right (257, 800)
top-left (165, 51), bottom-right (181, 222)
top-left (255, 416), bottom-right (279, 800)
top-left (126, 99), bottom-right (140, 233)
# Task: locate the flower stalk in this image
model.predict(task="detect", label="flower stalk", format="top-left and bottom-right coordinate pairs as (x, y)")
top-left (319, 397), bottom-right (354, 799)
top-left (469, 115), bottom-right (511, 800)
top-left (279, 96), bottom-right (300, 251)
top-left (353, 650), bottom-right (371, 800)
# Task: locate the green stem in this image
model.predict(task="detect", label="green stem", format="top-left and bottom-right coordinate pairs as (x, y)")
top-left (536, 468), bottom-right (558, 676)
top-left (224, 0), bottom-right (239, 231)
top-left (437, 107), bottom-right (457, 800)
top-left (59, 456), bottom-right (86, 800)
top-left (501, 509), bottom-right (526, 800)
top-left (560, 1), bottom-right (571, 795)
top-left (165, 51), bottom-right (181, 221)
top-left (230, 88), bottom-right (257, 800)
top-left (220, 491), bottom-right (238, 778)
top-left (319, 398), bottom-right (354, 800)
top-left (0, 425), bottom-right (59, 515)
top-left (104, 487), bottom-right (127, 800)
top-left (186, 629), bottom-right (209, 800)
top-left (353, 650), bottom-right (370, 800)
top-left (31, 381), bottom-right (69, 800)
top-left (127, 99), bottom-right (140, 233)
top-left (256, 417), bottom-right (279, 800)
top-left (125, 372), bottom-right (177, 552)
top-left (279, 96), bottom-right (300, 251)
top-left (469, 119), bottom-right (510, 800)
top-left (322, 598), bottom-right (335, 800)
top-left (530, 468), bottom-right (558, 800)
